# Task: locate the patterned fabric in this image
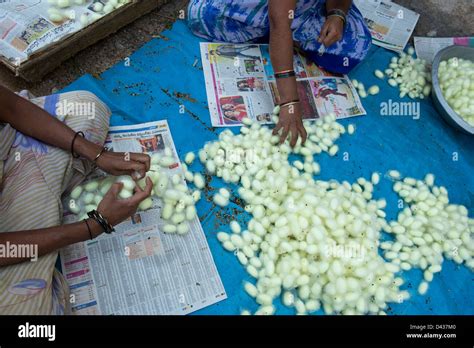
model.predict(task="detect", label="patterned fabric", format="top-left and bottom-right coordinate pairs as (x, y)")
top-left (187, 0), bottom-right (372, 73)
top-left (0, 91), bottom-right (111, 315)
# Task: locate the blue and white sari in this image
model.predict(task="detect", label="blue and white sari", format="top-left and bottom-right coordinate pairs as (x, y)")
top-left (187, 0), bottom-right (372, 74)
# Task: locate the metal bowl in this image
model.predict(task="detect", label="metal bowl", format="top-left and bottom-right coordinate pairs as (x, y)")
top-left (431, 45), bottom-right (474, 135)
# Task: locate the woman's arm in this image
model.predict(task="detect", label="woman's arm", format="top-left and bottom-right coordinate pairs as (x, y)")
top-left (0, 85), bottom-right (101, 162)
top-left (268, 0), bottom-right (307, 147)
top-left (0, 85), bottom-right (150, 178)
top-left (0, 179), bottom-right (153, 267)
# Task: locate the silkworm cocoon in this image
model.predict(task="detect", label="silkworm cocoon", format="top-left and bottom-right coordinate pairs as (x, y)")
top-left (351, 79), bottom-right (359, 88)
top-left (371, 172), bottom-right (380, 185)
top-left (230, 234), bottom-right (244, 248)
top-left (255, 305), bottom-right (275, 315)
top-left (242, 117), bottom-right (253, 126)
top-left (328, 145), bottom-right (338, 156)
top-left (185, 205), bottom-right (196, 220)
top-left (213, 193), bottom-right (229, 207)
top-left (240, 309), bottom-right (251, 315)
top-left (184, 171), bottom-right (194, 182)
top-left (92, 2), bottom-right (103, 11)
top-left (273, 105), bottom-right (280, 115)
top-left (84, 180), bottom-right (99, 192)
top-left (217, 232), bottom-right (229, 242)
top-left (388, 78), bottom-right (398, 87)
top-left (219, 188), bottom-right (230, 199)
top-left (82, 192), bottom-right (95, 204)
top-left (85, 204), bottom-right (96, 212)
top-left (418, 281), bottom-right (429, 295)
top-left (374, 70), bottom-right (385, 79)
top-left (184, 152), bottom-right (196, 165)
top-left (237, 251), bottom-right (248, 265)
top-left (193, 173), bottom-right (205, 189)
top-left (388, 170), bottom-right (401, 179)
top-left (138, 198), bottom-right (153, 211)
top-left (70, 186), bottom-right (83, 199)
top-left (222, 241), bottom-right (236, 252)
top-left (368, 85), bottom-right (380, 95)
top-left (116, 176), bottom-right (135, 191)
top-left (162, 224), bottom-right (177, 234)
top-left (119, 189), bottom-right (133, 199)
top-left (191, 190), bottom-right (201, 202)
top-left (177, 222), bottom-right (189, 235)
top-left (161, 203), bottom-right (174, 220)
top-left (347, 124), bottom-right (355, 135)
top-left (103, 3), bottom-right (114, 13)
top-left (230, 220), bottom-right (241, 234)
top-left (244, 282), bottom-right (258, 298)
top-left (57, 0), bottom-right (71, 8)
top-left (247, 265), bottom-right (259, 278)
top-left (159, 156), bottom-right (175, 167)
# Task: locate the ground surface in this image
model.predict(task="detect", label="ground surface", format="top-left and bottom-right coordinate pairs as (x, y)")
top-left (0, 0), bottom-right (472, 94)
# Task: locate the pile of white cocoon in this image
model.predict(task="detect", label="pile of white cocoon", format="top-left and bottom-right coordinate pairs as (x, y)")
top-left (47, 0), bottom-right (130, 26)
top-left (180, 110), bottom-right (473, 315)
top-left (383, 47), bottom-right (432, 99)
top-left (438, 57), bottom-right (474, 127)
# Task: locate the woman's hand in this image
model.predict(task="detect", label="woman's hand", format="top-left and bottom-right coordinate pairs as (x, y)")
top-left (96, 151), bottom-right (151, 180)
top-left (273, 103), bottom-right (307, 147)
top-left (97, 178), bottom-right (153, 226)
top-left (318, 16), bottom-right (344, 47)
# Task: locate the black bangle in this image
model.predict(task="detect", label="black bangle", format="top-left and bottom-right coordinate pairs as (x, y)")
top-left (84, 219), bottom-right (93, 240)
top-left (275, 71), bottom-right (296, 79)
top-left (71, 131), bottom-right (85, 159)
top-left (87, 209), bottom-right (115, 234)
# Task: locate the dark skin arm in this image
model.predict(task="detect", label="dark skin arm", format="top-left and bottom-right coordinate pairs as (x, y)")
top-left (319, 0), bottom-right (351, 47)
top-left (269, 0), bottom-right (307, 147)
top-left (0, 85), bottom-right (150, 178)
top-left (0, 86), bottom-right (153, 266)
top-left (0, 181), bottom-right (153, 266)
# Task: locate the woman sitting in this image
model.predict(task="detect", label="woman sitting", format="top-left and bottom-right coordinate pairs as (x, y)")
top-left (188, 0), bottom-right (372, 146)
top-left (0, 86), bottom-right (152, 314)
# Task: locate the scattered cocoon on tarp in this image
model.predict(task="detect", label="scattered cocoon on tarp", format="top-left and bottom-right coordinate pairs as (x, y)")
top-left (193, 114), bottom-right (473, 315)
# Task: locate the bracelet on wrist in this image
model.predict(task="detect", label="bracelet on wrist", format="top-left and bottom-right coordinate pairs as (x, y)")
top-left (87, 209), bottom-right (115, 234)
top-left (84, 219), bottom-right (94, 240)
top-left (71, 131), bottom-right (85, 159)
top-left (327, 9), bottom-right (346, 26)
top-left (280, 100), bottom-right (300, 110)
top-left (275, 70), bottom-right (296, 79)
top-left (93, 147), bottom-right (107, 163)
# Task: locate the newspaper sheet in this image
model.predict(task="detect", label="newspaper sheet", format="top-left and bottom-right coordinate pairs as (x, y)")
top-left (0, 0), bottom-right (120, 65)
top-left (200, 43), bottom-right (366, 127)
top-left (414, 36), bottom-right (474, 64)
top-left (354, 0), bottom-right (419, 52)
top-left (60, 120), bottom-right (226, 315)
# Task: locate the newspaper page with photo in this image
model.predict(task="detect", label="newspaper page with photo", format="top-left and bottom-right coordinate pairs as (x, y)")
top-left (354, 0), bottom-right (419, 52)
top-left (414, 36), bottom-right (474, 64)
top-left (0, 0), bottom-right (124, 65)
top-left (200, 43), bottom-right (365, 127)
top-left (60, 120), bottom-right (226, 315)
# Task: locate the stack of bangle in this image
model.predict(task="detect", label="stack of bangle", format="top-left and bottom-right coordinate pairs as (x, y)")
top-left (327, 8), bottom-right (346, 26)
top-left (87, 209), bottom-right (115, 234)
top-left (280, 99), bottom-right (300, 110)
top-left (275, 69), bottom-right (296, 79)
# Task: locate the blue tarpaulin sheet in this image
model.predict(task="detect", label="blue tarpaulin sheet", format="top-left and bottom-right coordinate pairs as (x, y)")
top-left (60, 20), bottom-right (473, 315)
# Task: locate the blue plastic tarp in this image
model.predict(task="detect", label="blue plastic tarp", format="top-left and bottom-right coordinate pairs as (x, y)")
top-left (60, 20), bottom-right (473, 315)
